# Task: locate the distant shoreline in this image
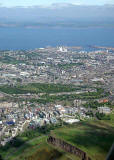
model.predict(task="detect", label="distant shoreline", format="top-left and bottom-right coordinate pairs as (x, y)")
top-left (0, 24), bottom-right (114, 30)
top-left (90, 46), bottom-right (114, 51)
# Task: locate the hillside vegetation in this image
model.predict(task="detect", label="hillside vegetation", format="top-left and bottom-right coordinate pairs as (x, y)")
top-left (0, 119), bottom-right (114, 160)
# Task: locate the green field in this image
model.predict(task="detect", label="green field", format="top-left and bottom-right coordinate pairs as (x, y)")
top-left (51, 120), bottom-right (114, 160)
top-left (0, 119), bottom-right (113, 160)
top-left (0, 135), bottom-right (78, 160)
top-left (0, 83), bottom-right (83, 94)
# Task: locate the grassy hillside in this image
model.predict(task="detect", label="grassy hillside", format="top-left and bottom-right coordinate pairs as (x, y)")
top-left (0, 119), bottom-right (113, 160)
top-left (0, 133), bottom-right (79, 160)
top-left (0, 83), bottom-right (83, 94)
top-left (51, 120), bottom-right (114, 160)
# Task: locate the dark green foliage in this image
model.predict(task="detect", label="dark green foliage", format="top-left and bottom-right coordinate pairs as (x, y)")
top-left (86, 111), bottom-right (94, 117)
top-left (84, 100), bottom-right (112, 109)
top-left (0, 55), bottom-right (25, 64)
top-left (30, 88), bottom-right (107, 104)
top-left (21, 129), bottom-right (41, 139)
top-left (84, 101), bottom-right (102, 109)
top-left (16, 78), bottom-right (22, 83)
top-left (0, 83), bottom-right (78, 94)
top-left (10, 137), bottom-right (26, 148)
top-left (96, 112), bottom-right (111, 120)
top-left (0, 155), bottom-right (3, 160)
top-left (37, 124), bottom-right (62, 134)
top-left (58, 63), bottom-right (84, 69)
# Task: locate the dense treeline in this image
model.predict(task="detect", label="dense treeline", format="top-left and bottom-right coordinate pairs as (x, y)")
top-left (30, 88), bottom-right (108, 104)
top-left (0, 155), bottom-right (3, 160)
top-left (84, 101), bottom-right (111, 109)
top-left (95, 112), bottom-right (111, 120)
top-left (0, 55), bottom-right (25, 64)
top-left (58, 63), bottom-right (84, 69)
top-left (0, 83), bottom-right (86, 94)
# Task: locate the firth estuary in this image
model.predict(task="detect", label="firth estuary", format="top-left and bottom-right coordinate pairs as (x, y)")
top-left (0, 27), bottom-right (114, 50)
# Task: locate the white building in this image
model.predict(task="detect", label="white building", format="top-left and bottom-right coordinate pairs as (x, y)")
top-left (98, 107), bottom-right (111, 114)
top-left (58, 47), bottom-right (67, 52)
top-left (63, 118), bottom-right (80, 124)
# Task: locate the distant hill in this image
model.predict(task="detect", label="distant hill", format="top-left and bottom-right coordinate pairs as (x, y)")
top-left (0, 4), bottom-right (114, 28)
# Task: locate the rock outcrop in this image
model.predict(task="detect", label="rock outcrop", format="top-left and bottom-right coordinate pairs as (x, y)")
top-left (47, 136), bottom-right (91, 160)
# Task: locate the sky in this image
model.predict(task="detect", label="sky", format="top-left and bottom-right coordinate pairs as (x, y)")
top-left (0, 0), bottom-right (114, 7)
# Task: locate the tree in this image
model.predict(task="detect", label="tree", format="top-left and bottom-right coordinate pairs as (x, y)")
top-left (0, 155), bottom-right (3, 160)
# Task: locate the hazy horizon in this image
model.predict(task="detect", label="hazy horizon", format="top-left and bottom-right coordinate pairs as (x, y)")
top-left (0, 3), bottom-right (114, 29)
top-left (0, 0), bottom-right (114, 50)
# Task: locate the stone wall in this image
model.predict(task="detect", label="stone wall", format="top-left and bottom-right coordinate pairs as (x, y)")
top-left (47, 136), bottom-right (91, 160)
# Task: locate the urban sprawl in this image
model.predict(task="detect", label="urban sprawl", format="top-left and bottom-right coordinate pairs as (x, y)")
top-left (0, 46), bottom-right (114, 146)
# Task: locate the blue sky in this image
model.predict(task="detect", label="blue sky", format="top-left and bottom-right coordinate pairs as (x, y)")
top-left (0, 0), bottom-right (114, 7)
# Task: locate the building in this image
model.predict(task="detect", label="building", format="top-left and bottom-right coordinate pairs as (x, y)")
top-left (98, 107), bottom-right (111, 114)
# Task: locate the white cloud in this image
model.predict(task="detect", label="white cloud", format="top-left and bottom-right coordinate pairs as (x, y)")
top-left (0, 0), bottom-right (114, 8)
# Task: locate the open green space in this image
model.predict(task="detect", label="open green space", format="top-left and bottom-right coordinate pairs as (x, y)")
top-left (0, 55), bottom-right (26, 64)
top-left (0, 83), bottom-right (88, 94)
top-left (51, 119), bottom-right (114, 160)
top-left (0, 133), bottom-right (78, 160)
top-left (30, 88), bottom-right (108, 104)
top-left (0, 119), bottom-right (113, 160)
top-left (57, 63), bottom-right (84, 69)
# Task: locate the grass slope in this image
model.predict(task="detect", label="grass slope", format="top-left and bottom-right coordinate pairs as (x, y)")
top-left (0, 119), bottom-right (113, 160)
top-left (0, 135), bottom-right (79, 160)
top-left (51, 120), bottom-right (114, 160)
